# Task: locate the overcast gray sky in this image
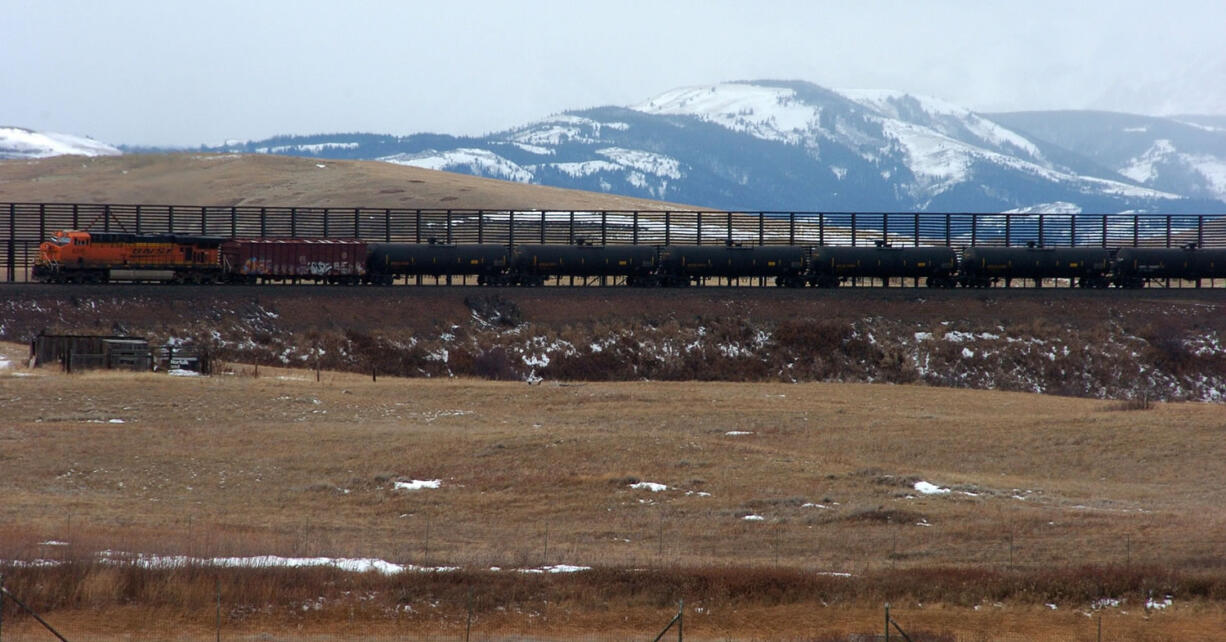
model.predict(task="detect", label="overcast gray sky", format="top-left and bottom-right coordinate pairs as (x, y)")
top-left (4, 0), bottom-right (1224, 147)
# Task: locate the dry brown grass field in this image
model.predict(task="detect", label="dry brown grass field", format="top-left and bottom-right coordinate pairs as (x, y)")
top-left (2, 340), bottom-right (1225, 640)
top-left (0, 153), bottom-right (710, 211)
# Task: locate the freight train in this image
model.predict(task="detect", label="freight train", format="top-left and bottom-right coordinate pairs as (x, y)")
top-left (30, 229), bottom-right (1226, 288)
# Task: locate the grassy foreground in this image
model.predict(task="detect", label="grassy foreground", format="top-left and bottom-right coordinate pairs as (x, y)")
top-left (2, 342), bottom-right (1225, 640)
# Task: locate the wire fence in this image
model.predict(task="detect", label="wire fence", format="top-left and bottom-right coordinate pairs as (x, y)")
top-left (4, 203), bottom-right (1225, 282)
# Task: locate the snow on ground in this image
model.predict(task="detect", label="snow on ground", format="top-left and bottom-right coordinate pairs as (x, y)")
top-left (629, 481), bottom-right (668, 492)
top-left (632, 83), bottom-right (821, 144)
top-left (18, 551), bottom-right (595, 576)
top-left (838, 89), bottom-right (1044, 160)
top-left (914, 481), bottom-right (951, 495)
top-left (97, 551), bottom-right (453, 575)
top-left (518, 564), bottom-right (592, 574)
top-left (595, 147), bottom-right (682, 179)
top-left (394, 479), bottom-right (441, 491)
top-left (0, 127), bottom-right (121, 159)
top-left (380, 149), bottom-right (534, 183)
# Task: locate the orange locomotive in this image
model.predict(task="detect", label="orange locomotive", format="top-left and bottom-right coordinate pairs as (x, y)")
top-left (32, 230), bottom-right (224, 283)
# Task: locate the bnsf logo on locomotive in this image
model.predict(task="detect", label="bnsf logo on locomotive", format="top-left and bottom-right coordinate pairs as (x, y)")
top-left (130, 247), bottom-right (174, 256)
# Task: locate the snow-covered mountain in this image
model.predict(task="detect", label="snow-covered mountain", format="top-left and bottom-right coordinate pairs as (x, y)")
top-left (988, 111), bottom-right (1226, 203)
top-left (0, 127), bottom-right (121, 159)
top-left (208, 80), bottom-right (1226, 213)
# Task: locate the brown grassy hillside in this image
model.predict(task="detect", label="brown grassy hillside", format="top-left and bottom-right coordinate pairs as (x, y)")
top-left (2, 346), bottom-right (1225, 640)
top-left (0, 153), bottom-right (710, 210)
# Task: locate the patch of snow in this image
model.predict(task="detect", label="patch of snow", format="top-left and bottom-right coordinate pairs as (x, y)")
top-left (1120, 139), bottom-right (1176, 184)
top-left (743, 514), bottom-right (765, 521)
top-left (546, 160), bottom-right (621, 178)
top-left (519, 564), bottom-right (592, 574)
top-left (595, 147), bottom-right (681, 179)
top-left (256, 142), bottom-right (359, 154)
top-left (724, 430), bottom-right (753, 436)
top-left (630, 481), bottom-right (668, 492)
top-left (913, 481), bottom-right (951, 495)
top-left (94, 551), bottom-right (456, 575)
top-left (632, 83), bottom-right (822, 145)
top-left (1146, 595), bottom-right (1172, 610)
top-left (380, 149), bottom-right (534, 183)
top-left (394, 479), bottom-right (441, 491)
top-left (1002, 202), bottom-right (1083, 215)
top-left (0, 127), bottom-right (121, 159)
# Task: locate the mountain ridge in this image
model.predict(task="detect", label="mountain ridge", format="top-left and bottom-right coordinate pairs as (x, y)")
top-left (9, 80), bottom-right (1226, 213)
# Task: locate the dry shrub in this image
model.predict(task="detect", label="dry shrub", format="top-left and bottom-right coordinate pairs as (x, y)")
top-left (774, 319), bottom-right (850, 353)
top-left (464, 295), bottom-right (522, 327)
top-left (471, 347), bottom-right (520, 380)
top-left (1139, 323), bottom-right (1195, 376)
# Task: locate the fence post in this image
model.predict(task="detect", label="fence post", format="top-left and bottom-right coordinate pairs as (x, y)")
top-left (465, 588), bottom-right (473, 642)
top-left (6, 203), bottom-right (13, 282)
top-left (885, 603), bottom-right (890, 642)
top-left (0, 584), bottom-right (70, 642)
top-left (651, 599), bottom-right (684, 642)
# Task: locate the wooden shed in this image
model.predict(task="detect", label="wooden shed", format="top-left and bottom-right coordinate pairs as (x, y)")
top-left (31, 333), bottom-right (152, 372)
